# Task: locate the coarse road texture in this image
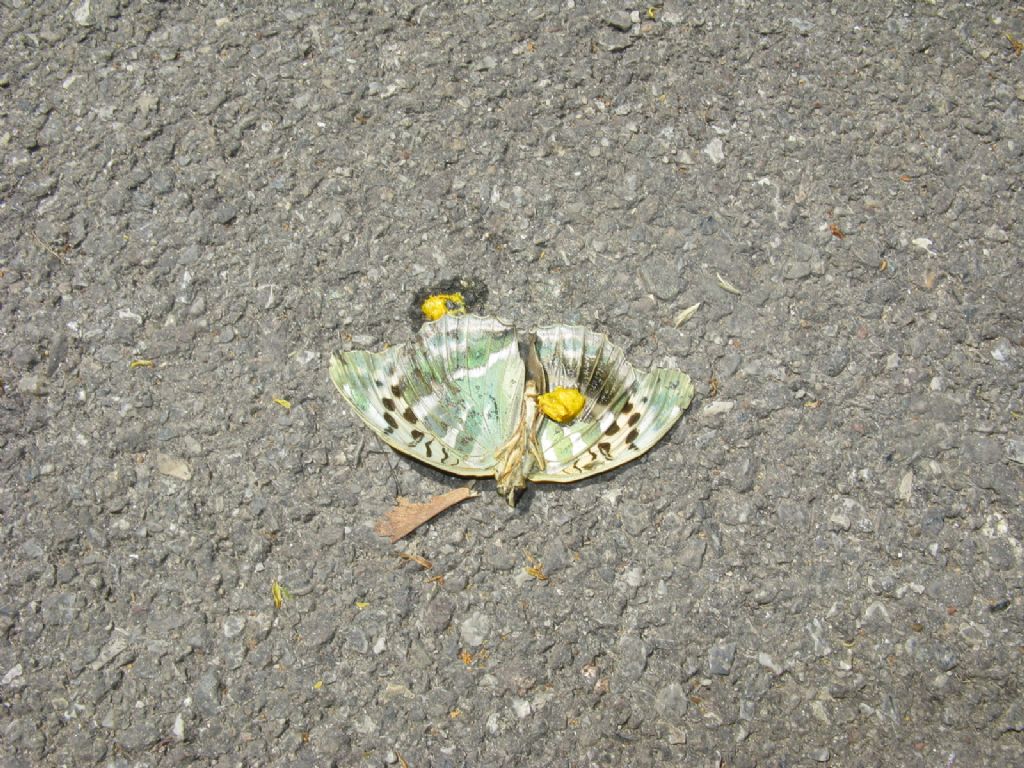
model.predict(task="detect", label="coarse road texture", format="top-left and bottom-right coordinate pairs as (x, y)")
top-left (1, 2), bottom-right (1022, 766)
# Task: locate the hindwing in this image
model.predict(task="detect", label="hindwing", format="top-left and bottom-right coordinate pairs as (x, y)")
top-left (527, 324), bottom-right (694, 482)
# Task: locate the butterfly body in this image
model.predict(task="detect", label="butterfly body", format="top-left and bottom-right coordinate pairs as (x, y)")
top-left (330, 315), bottom-right (694, 504)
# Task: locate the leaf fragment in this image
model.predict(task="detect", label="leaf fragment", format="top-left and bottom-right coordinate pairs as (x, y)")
top-left (911, 237), bottom-right (936, 255)
top-left (272, 579), bottom-right (291, 609)
top-left (129, 359), bottom-right (154, 368)
top-left (273, 397), bottom-right (292, 410)
top-left (673, 302), bottom-right (701, 327)
top-left (375, 487), bottom-right (479, 543)
top-left (523, 550), bottom-right (548, 581)
top-left (525, 566), bottom-right (548, 581)
top-left (399, 552), bottom-right (433, 569)
top-left (460, 648), bottom-right (488, 667)
top-left (1008, 33), bottom-right (1023, 57)
top-left (355, 601), bottom-right (370, 610)
top-left (716, 272), bottom-right (742, 295)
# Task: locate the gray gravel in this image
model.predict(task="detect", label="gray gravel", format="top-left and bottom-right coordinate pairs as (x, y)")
top-left (2, 1), bottom-right (1023, 766)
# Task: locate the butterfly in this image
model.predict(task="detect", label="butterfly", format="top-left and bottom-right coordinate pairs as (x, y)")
top-left (330, 314), bottom-right (694, 504)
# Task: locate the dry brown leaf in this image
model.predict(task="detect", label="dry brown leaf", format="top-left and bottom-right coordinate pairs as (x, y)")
top-left (375, 487), bottom-right (478, 543)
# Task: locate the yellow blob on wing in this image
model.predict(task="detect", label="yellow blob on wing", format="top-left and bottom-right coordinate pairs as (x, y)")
top-left (537, 387), bottom-right (586, 423)
top-left (421, 292), bottom-right (466, 321)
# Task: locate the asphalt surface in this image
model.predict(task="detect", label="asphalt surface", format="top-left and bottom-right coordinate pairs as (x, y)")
top-left (2, 2), bottom-right (1023, 766)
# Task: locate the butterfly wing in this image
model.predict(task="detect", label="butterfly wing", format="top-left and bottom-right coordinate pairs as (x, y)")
top-left (527, 324), bottom-right (694, 482)
top-left (330, 314), bottom-right (524, 476)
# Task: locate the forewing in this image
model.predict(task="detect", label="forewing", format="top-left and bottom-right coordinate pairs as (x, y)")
top-left (330, 315), bottom-right (524, 476)
top-left (527, 325), bottom-right (694, 482)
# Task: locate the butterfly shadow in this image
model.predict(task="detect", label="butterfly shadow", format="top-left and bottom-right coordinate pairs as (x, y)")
top-left (383, 447), bottom-right (671, 528)
top-left (382, 456), bottom-right (514, 521)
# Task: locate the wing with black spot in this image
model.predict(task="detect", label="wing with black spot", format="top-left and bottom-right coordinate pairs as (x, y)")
top-left (330, 315), bottom-right (524, 476)
top-left (527, 325), bottom-right (694, 483)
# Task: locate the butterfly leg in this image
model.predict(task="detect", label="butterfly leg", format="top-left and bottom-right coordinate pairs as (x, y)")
top-left (526, 410), bottom-right (546, 473)
top-left (494, 409), bottom-right (528, 505)
top-left (494, 378), bottom-right (542, 505)
top-left (494, 432), bottom-right (527, 505)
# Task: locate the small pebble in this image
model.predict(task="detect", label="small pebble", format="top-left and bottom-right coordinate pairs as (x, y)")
top-left (156, 454), bottom-right (192, 481)
top-left (708, 641), bottom-right (736, 675)
top-left (654, 682), bottom-right (689, 722)
top-left (829, 512), bottom-right (851, 532)
top-left (678, 538), bottom-right (706, 570)
top-left (703, 400), bottom-right (735, 416)
top-left (222, 615), bottom-right (245, 638)
top-left (784, 261), bottom-right (812, 280)
top-left (511, 698), bottom-right (531, 718)
top-left (703, 138), bottom-right (724, 164)
top-left (605, 11), bottom-right (632, 31)
top-left (460, 611), bottom-right (491, 648)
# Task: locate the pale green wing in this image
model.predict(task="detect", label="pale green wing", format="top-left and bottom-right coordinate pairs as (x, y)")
top-left (527, 325), bottom-right (694, 483)
top-left (330, 314), bottom-right (524, 476)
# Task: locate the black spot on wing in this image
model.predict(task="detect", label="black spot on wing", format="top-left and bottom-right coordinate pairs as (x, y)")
top-left (572, 449), bottom-right (599, 472)
top-left (604, 421), bottom-right (620, 436)
top-left (383, 412), bottom-right (399, 433)
top-left (416, 436), bottom-right (455, 466)
top-left (382, 397), bottom-right (396, 411)
top-left (403, 407), bottom-right (417, 423)
top-left (627, 412), bottom-right (641, 427)
top-left (597, 441), bottom-right (613, 460)
top-left (625, 427), bottom-right (639, 447)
